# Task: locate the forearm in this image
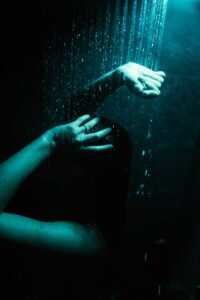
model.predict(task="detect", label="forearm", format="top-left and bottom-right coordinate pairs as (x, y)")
top-left (0, 134), bottom-right (54, 212)
top-left (65, 68), bottom-right (122, 121)
top-left (0, 212), bottom-right (101, 255)
top-left (65, 62), bottom-right (166, 122)
top-left (83, 68), bottom-right (121, 99)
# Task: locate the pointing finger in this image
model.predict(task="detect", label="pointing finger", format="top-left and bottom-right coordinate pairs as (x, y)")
top-left (79, 117), bottom-right (101, 133)
top-left (155, 71), bottom-right (166, 77)
top-left (82, 127), bottom-right (112, 143)
top-left (74, 115), bottom-right (91, 126)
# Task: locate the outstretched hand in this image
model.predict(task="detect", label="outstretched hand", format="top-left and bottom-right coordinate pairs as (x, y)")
top-left (117, 62), bottom-right (166, 98)
top-left (45, 115), bottom-right (113, 154)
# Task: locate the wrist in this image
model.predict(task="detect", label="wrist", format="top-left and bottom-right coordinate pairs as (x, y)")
top-left (41, 130), bottom-right (57, 158)
top-left (114, 66), bottom-right (125, 88)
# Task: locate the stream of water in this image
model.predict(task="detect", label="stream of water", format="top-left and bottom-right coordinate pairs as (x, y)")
top-left (43, 0), bottom-right (168, 202)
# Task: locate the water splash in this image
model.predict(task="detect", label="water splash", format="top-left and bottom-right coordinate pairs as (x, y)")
top-left (43, 0), bottom-right (168, 201)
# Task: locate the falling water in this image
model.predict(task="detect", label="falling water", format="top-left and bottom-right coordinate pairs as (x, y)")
top-left (43, 0), bottom-right (168, 201)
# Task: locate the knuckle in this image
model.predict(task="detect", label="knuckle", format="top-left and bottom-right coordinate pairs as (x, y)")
top-left (71, 126), bottom-right (78, 136)
top-left (70, 126), bottom-right (75, 134)
top-left (74, 135), bottom-right (82, 144)
top-left (127, 61), bottom-right (134, 67)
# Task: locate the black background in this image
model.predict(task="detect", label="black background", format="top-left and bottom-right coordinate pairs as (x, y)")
top-left (1, 0), bottom-right (200, 299)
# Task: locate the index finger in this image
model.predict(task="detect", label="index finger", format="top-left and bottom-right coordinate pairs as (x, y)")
top-left (74, 115), bottom-right (91, 126)
top-left (82, 127), bottom-right (112, 143)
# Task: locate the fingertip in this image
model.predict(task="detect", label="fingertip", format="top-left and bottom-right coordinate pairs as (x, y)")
top-left (91, 116), bottom-right (101, 123)
top-left (156, 71), bottom-right (166, 77)
top-left (104, 144), bottom-right (114, 150)
top-left (82, 114), bottom-right (90, 117)
top-left (142, 90), bottom-right (161, 98)
top-left (95, 116), bottom-right (101, 122)
top-left (102, 127), bottom-right (112, 134)
top-left (155, 90), bottom-right (161, 95)
top-left (136, 83), bottom-right (144, 92)
top-left (154, 92), bottom-right (161, 98)
top-left (157, 81), bottom-right (162, 88)
top-left (152, 91), bottom-right (161, 97)
top-left (78, 114), bottom-right (91, 121)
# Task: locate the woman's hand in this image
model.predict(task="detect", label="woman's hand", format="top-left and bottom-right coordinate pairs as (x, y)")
top-left (116, 62), bottom-right (166, 98)
top-left (65, 62), bottom-right (166, 121)
top-left (45, 115), bottom-right (113, 154)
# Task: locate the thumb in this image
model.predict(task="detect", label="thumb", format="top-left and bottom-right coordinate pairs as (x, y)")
top-left (134, 78), bottom-right (144, 93)
top-left (126, 77), bottom-right (144, 94)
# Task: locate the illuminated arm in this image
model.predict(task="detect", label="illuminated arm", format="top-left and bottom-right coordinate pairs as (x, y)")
top-left (0, 115), bottom-right (112, 212)
top-left (65, 62), bottom-right (166, 121)
top-left (0, 115), bottom-right (111, 253)
top-left (0, 213), bottom-right (102, 255)
top-left (0, 134), bottom-right (52, 212)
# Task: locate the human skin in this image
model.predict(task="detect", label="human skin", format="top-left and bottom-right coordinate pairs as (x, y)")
top-left (65, 62), bottom-right (166, 120)
top-left (0, 62), bottom-right (166, 255)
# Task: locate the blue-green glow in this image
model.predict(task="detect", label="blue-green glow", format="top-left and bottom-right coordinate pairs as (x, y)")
top-left (43, 0), bottom-right (168, 124)
top-left (43, 0), bottom-right (168, 201)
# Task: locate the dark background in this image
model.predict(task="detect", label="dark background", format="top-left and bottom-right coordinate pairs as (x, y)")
top-left (1, 0), bottom-right (200, 298)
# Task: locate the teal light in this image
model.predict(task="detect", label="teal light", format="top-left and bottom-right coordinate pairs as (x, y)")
top-left (43, 0), bottom-right (169, 201)
top-left (43, 0), bottom-right (169, 125)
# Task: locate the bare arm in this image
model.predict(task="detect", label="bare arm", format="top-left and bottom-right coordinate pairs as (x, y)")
top-left (65, 62), bottom-right (166, 121)
top-left (0, 212), bottom-right (101, 255)
top-left (0, 115), bottom-right (112, 254)
top-left (0, 62), bottom-right (166, 253)
top-left (0, 115), bottom-right (112, 212)
top-left (0, 134), bottom-right (52, 212)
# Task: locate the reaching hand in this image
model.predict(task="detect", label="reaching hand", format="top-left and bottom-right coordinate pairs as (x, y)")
top-left (45, 115), bottom-right (113, 154)
top-left (117, 62), bottom-right (166, 98)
